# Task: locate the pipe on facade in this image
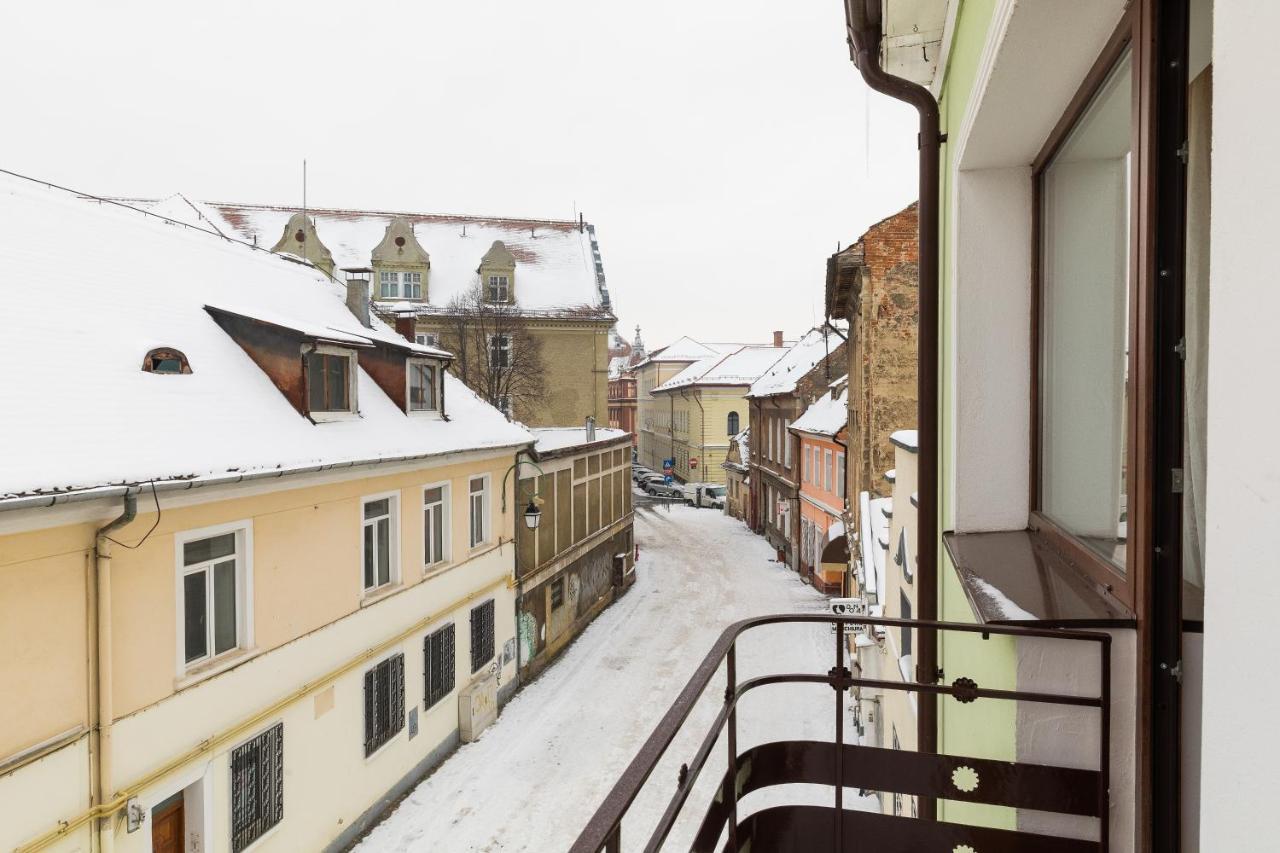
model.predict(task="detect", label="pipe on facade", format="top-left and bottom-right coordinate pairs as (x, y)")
top-left (91, 493), bottom-right (136, 853)
top-left (843, 0), bottom-right (942, 818)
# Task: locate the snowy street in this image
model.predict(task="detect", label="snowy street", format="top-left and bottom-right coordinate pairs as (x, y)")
top-left (354, 498), bottom-right (868, 852)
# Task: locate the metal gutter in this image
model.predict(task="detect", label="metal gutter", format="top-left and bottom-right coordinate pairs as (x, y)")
top-left (843, 0), bottom-right (942, 820)
top-left (0, 442), bottom-right (535, 514)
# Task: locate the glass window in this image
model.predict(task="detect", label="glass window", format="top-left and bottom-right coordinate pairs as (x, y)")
top-left (487, 274), bottom-right (509, 302)
top-left (409, 362), bottom-right (437, 412)
top-left (380, 270), bottom-right (399, 298)
top-left (469, 477), bottom-right (489, 547)
top-left (230, 723), bottom-right (284, 853)
top-left (470, 599), bottom-right (495, 673)
top-left (489, 334), bottom-right (511, 368)
top-left (424, 485), bottom-right (448, 566)
top-left (727, 411), bottom-right (739, 436)
top-left (362, 496), bottom-right (396, 592)
top-left (403, 271), bottom-right (422, 299)
top-left (1039, 47), bottom-right (1134, 572)
top-left (181, 530), bottom-right (242, 666)
top-left (362, 654), bottom-right (405, 756)
top-left (306, 351), bottom-right (351, 413)
top-left (424, 623), bottom-right (455, 710)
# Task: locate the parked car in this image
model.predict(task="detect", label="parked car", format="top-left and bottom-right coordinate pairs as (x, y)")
top-left (645, 481), bottom-right (684, 499)
top-left (639, 474), bottom-right (668, 490)
top-left (681, 482), bottom-right (727, 509)
top-left (632, 466), bottom-right (655, 483)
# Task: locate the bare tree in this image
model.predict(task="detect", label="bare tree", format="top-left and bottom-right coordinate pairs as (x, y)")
top-left (439, 281), bottom-right (547, 420)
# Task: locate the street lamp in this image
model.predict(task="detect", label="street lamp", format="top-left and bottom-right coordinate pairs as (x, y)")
top-left (523, 499), bottom-right (542, 530)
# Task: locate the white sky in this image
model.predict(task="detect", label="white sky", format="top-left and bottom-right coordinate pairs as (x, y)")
top-left (2, 0), bottom-right (919, 347)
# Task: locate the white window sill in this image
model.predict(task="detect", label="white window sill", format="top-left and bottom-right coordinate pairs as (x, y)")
top-left (176, 646), bottom-right (261, 690)
top-left (422, 560), bottom-right (454, 580)
top-left (311, 410), bottom-right (360, 424)
top-left (407, 409), bottom-right (444, 420)
top-left (360, 581), bottom-right (406, 608)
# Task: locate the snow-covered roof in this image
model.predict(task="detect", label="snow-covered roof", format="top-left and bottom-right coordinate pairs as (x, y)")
top-left (0, 174), bottom-right (531, 503)
top-left (748, 327), bottom-right (841, 398)
top-left (531, 427), bottom-right (629, 455)
top-left (791, 388), bottom-right (849, 437)
top-left (635, 336), bottom-right (738, 368)
top-left (122, 197), bottom-right (613, 320)
top-left (652, 346), bottom-right (784, 393)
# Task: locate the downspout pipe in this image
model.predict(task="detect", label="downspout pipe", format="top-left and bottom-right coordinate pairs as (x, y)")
top-left (92, 493), bottom-right (137, 853)
top-left (843, 0), bottom-right (942, 818)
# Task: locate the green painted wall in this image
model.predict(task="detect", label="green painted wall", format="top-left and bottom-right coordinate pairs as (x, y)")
top-left (933, 0), bottom-right (1018, 830)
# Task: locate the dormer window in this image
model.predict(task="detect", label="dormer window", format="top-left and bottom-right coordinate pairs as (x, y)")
top-left (408, 361), bottom-right (440, 413)
top-left (143, 347), bottom-right (192, 374)
top-left (487, 275), bottom-right (510, 303)
top-left (380, 271), bottom-right (423, 300)
top-left (306, 346), bottom-right (357, 418)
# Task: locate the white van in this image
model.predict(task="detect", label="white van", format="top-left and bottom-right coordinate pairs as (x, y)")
top-left (681, 482), bottom-right (727, 509)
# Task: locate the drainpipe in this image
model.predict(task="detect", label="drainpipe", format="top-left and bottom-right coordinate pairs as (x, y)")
top-left (91, 493), bottom-right (137, 853)
top-left (844, 0), bottom-right (942, 818)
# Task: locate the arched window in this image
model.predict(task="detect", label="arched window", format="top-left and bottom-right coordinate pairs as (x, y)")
top-left (142, 347), bottom-right (191, 374)
top-left (727, 411), bottom-right (740, 436)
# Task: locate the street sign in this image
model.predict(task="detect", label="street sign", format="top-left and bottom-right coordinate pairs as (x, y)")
top-left (830, 597), bottom-right (867, 636)
top-left (662, 458), bottom-right (674, 473)
top-left (664, 474), bottom-right (674, 485)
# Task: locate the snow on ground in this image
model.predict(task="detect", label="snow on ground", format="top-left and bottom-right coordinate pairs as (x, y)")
top-left (354, 500), bottom-right (873, 853)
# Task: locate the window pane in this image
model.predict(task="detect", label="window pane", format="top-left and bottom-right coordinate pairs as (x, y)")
top-left (307, 353), bottom-right (326, 412)
top-left (431, 508), bottom-right (443, 563)
top-left (365, 498), bottom-right (390, 520)
top-left (184, 571), bottom-right (208, 663)
top-left (326, 356), bottom-right (348, 411)
top-left (470, 477), bottom-right (484, 494)
top-left (424, 486), bottom-right (442, 504)
top-left (363, 523), bottom-right (375, 588)
top-left (184, 532), bottom-right (236, 566)
top-left (213, 559), bottom-right (237, 655)
top-left (376, 518), bottom-right (391, 586)
top-left (1039, 48), bottom-right (1133, 572)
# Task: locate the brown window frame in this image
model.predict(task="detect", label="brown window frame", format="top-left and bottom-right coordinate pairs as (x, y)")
top-left (305, 349), bottom-right (354, 414)
top-left (1029, 5), bottom-right (1152, 614)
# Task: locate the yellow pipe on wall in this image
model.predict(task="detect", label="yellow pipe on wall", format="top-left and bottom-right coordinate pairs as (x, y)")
top-left (15, 572), bottom-right (511, 853)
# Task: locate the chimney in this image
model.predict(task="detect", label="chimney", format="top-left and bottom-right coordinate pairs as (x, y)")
top-left (585, 415), bottom-right (597, 442)
top-left (394, 313), bottom-right (416, 342)
top-left (341, 267), bottom-right (373, 329)
top-left (773, 330), bottom-right (784, 347)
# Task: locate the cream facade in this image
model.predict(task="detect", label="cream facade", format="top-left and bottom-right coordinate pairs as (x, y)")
top-left (0, 175), bottom-right (537, 853)
top-left (0, 452), bottom-right (526, 853)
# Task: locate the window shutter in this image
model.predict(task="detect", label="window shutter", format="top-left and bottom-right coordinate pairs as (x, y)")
top-left (363, 667), bottom-right (376, 755)
top-left (444, 624), bottom-right (456, 697)
top-left (390, 653), bottom-right (405, 735)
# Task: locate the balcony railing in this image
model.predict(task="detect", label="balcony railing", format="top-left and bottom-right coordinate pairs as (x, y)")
top-left (571, 614), bottom-right (1110, 853)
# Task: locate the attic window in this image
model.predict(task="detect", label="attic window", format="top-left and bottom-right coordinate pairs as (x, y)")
top-left (408, 361), bottom-right (439, 413)
top-left (143, 348), bottom-right (191, 374)
top-left (306, 347), bottom-right (357, 417)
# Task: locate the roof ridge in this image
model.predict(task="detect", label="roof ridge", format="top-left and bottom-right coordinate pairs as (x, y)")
top-left (200, 199), bottom-right (584, 228)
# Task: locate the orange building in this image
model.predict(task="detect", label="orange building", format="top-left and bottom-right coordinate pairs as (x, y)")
top-left (792, 382), bottom-right (850, 594)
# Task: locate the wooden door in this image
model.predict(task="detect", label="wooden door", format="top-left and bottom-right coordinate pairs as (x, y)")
top-left (151, 793), bottom-right (184, 853)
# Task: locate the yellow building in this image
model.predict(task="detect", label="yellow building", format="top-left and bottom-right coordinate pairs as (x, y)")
top-left (0, 176), bottom-right (536, 853)
top-left (649, 346), bottom-right (786, 485)
top-left (514, 427), bottom-right (635, 681)
top-left (129, 197), bottom-right (617, 428)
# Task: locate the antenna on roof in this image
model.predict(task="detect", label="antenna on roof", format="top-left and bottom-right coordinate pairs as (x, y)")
top-left (301, 158), bottom-right (308, 232)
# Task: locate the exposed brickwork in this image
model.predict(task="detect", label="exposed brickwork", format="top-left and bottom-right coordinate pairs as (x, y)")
top-left (830, 203), bottom-right (919, 540)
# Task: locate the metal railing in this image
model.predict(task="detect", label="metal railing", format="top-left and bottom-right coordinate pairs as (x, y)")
top-left (571, 613), bottom-right (1110, 853)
